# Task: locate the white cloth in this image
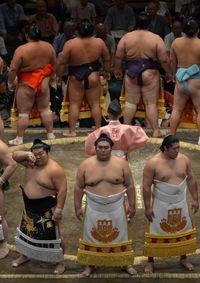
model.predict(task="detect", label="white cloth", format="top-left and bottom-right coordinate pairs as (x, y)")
top-left (150, 177), bottom-right (192, 234)
top-left (83, 190), bottom-right (128, 243)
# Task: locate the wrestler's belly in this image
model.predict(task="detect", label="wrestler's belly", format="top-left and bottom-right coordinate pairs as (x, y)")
top-left (85, 183), bottom-right (126, 197)
top-left (22, 184), bottom-right (57, 199)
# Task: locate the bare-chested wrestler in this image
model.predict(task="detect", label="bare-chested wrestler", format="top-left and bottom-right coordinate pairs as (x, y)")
top-left (12, 139), bottom-right (67, 274)
top-left (56, 19), bottom-right (111, 137)
top-left (0, 140), bottom-right (17, 259)
top-left (75, 133), bottom-right (136, 277)
top-left (0, 57), bottom-right (5, 139)
top-left (8, 23), bottom-right (56, 145)
top-left (170, 19), bottom-right (200, 145)
top-left (143, 135), bottom-right (199, 273)
top-left (114, 12), bottom-right (172, 138)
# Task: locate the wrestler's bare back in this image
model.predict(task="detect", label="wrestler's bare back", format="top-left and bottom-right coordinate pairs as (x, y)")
top-left (117, 30), bottom-right (166, 61)
top-left (10, 41), bottom-right (56, 72)
top-left (150, 153), bottom-right (189, 185)
top-left (60, 37), bottom-right (108, 65)
top-left (22, 159), bottom-right (61, 199)
top-left (171, 37), bottom-right (200, 67)
top-left (83, 156), bottom-right (130, 197)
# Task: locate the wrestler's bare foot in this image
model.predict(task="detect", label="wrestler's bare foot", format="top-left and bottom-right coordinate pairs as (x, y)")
top-left (0, 242), bottom-right (9, 259)
top-left (81, 265), bottom-right (96, 277)
top-left (122, 265), bottom-right (137, 275)
top-left (62, 131), bottom-right (76, 137)
top-left (8, 137), bottom-right (23, 145)
top-left (144, 262), bottom-right (154, 273)
top-left (152, 129), bottom-right (166, 138)
top-left (12, 255), bottom-right (29, 267)
top-left (54, 262), bottom-right (65, 274)
top-left (47, 133), bottom-right (56, 140)
top-left (180, 258), bottom-right (194, 271)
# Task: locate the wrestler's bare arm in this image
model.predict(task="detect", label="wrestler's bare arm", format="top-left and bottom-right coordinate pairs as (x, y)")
top-left (185, 155), bottom-right (199, 213)
top-left (114, 37), bottom-right (125, 79)
top-left (143, 159), bottom-right (155, 222)
top-left (74, 162), bottom-right (86, 220)
top-left (0, 57), bottom-right (3, 73)
top-left (51, 164), bottom-right (67, 221)
top-left (156, 37), bottom-right (172, 77)
top-left (101, 40), bottom-right (111, 78)
top-left (8, 48), bottom-right (23, 86)
top-left (12, 150), bottom-right (36, 167)
top-left (170, 42), bottom-right (178, 78)
top-left (56, 41), bottom-right (71, 76)
top-left (122, 160), bottom-right (136, 218)
top-left (0, 142), bottom-right (17, 182)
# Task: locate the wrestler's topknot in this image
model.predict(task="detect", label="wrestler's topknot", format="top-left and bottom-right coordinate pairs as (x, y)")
top-left (31, 139), bottom-right (51, 153)
top-left (94, 133), bottom-right (114, 147)
top-left (77, 19), bottom-right (94, 37)
top-left (160, 135), bottom-right (179, 151)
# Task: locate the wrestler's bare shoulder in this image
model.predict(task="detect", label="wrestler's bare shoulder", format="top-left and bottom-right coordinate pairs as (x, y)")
top-left (48, 158), bottom-right (66, 173)
top-left (177, 152), bottom-right (190, 163)
top-left (146, 153), bottom-right (162, 166)
top-left (173, 36), bottom-right (200, 48)
top-left (65, 36), bottom-right (104, 46)
top-left (15, 40), bottom-right (54, 52)
top-left (0, 140), bottom-right (10, 153)
top-left (0, 57), bottom-right (3, 70)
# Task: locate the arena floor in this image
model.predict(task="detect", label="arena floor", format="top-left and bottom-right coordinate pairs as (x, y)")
top-left (1, 128), bottom-right (200, 283)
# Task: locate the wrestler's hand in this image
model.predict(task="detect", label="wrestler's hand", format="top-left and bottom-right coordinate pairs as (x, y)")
top-left (52, 211), bottom-right (63, 222)
top-left (165, 73), bottom-right (175, 83)
top-left (114, 70), bottom-right (123, 80)
top-left (145, 207), bottom-right (155, 222)
top-left (128, 206), bottom-right (136, 220)
top-left (7, 81), bottom-right (15, 92)
top-left (104, 72), bottom-right (111, 81)
top-left (76, 208), bottom-right (84, 221)
top-left (27, 152), bottom-right (36, 167)
top-left (191, 200), bottom-right (199, 214)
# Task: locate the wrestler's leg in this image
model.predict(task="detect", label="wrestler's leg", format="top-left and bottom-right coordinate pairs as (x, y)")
top-left (65, 77), bottom-right (85, 136)
top-left (142, 70), bottom-right (163, 137)
top-left (81, 265), bottom-right (96, 277)
top-left (0, 116), bottom-right (4, 140)
top-left (144, 257), bottom-right (154, 273)
top-left (86, 72), bottom-right (102, 129)
top-left (189, 80), bottom-right (200, 144)
top-left (0, 188), bottom-right (9, 259)
top-left (180, 255), bottom-right (194, 271)
top-left (122, 265), bottom-right (137, 275)
top-left (36, 78), bottom-right (55, 139)
top-left (12, 255), bottom-right (29, 267)
top-left (54, 223), bottom-right (65, 274)
top-left (123, 75), bottom-right (140, 125)
top-left (170, 82), bottom-right (189, 135)
top-left (9, 85), bottom-right (35, 145)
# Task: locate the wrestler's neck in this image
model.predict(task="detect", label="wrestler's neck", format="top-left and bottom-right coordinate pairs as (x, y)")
top-left (162, 152), bottom-right (178, 160)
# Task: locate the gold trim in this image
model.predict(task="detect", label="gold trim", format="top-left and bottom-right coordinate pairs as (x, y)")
top-left (77, 249), bottom-right (134, 266)
top-left (79, 239), bottom-right (133, 248)
top-left (144, 238), bottom-right (196, 257)
top-left (145, 228), bottom-right (196, 239)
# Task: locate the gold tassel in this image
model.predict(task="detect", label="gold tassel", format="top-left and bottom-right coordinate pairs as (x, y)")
top-left (144, 238), bottom-right (196, 257)
top-left (77, 249), bottom-right (134, 266)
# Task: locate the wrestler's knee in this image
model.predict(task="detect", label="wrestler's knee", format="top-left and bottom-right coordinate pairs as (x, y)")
top-left (125, 101), bottom-right (137, 110)
top-left (39, 108), bottom-right (52, 117)
top-left (18, 113), bottom-right (29, 119)
top-left (0, 216), bottom-right (5, 240)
